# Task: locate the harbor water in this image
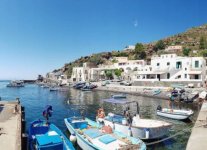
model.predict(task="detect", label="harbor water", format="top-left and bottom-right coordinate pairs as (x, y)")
top-left (0, 81), bottom-right (201, 150)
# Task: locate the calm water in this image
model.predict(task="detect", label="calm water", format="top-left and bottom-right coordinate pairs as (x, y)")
top-left (0, 81), bottom-right (201, 150)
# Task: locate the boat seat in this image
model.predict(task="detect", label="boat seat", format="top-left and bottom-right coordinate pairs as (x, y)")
top-left (98, 134), bottom-right (116, 144)
top-left (83, 128), bottom-right (103, 139)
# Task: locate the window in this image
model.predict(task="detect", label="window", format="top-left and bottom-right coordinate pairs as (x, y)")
top-left (176, 61), bottom-right (182, 69)
top-left (167, 73), bottom-right (170, 79)
top-left (185, 74), bottom-right (187, 78)
top-left (167, 62), bottom-right (170, 66)
top-left (195, 61), bottom-right (199, 68)
top-left (185, 68), bottom-right (187, 71)
top-left (157, 63), bottom-right (160, 66)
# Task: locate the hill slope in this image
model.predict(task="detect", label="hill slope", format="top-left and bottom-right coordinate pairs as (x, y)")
top-left (54, 24), bottom-right (207, 78)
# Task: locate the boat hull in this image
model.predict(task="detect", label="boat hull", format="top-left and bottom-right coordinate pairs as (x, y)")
top-left (103, 119), bottom-right (171, 140)
top-left (157, 110), bottom-right (193, 120)
top-left (64, 119), bottom-right (98, 150)
top-left (28, 120), bottom-right (74, 150)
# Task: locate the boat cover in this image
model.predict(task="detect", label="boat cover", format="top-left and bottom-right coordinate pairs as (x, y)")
top-left (36, 134), bottom-right (62, 146)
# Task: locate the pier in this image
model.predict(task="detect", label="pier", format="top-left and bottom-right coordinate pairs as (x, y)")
top-left (186, 101), bottom-right (207, 150)
top-left (0, 99), bottom-right (25, 150)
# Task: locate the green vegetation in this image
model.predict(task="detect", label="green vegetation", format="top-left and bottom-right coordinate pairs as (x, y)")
top-left (134, 43), bottom-right (146, 59)
top-left (199, 36), bottom-right (207, 50)
top-left (89, 54), bottom-right (105, 65)
top-left (182, 48), bottom-right (191, 56)
top-left (105, 70), bottom-right (113, 79)
top-left (153, 40), bottom-right (165, 52)
top-left (114, 69), bottom-right (122, 77)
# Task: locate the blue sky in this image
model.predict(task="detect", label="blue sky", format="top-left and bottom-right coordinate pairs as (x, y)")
top-left (0, 0), bottom-right (207, 79)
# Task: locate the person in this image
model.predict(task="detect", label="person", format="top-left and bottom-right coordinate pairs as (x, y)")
top-left (97, 107), bottom-right (105, 124)
top-left (97, 107), bottom-right (105, 118)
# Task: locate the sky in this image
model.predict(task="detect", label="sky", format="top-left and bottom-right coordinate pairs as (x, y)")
top-left (0, 0), bottom-right (207, 80)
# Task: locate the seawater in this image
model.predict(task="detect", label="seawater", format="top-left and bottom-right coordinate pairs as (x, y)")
top-left (0, 81), bottom-right (201, 150)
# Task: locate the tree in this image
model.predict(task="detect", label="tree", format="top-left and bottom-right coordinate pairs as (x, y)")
top-left (199, 36), bottom-right (207, 50)
top-left (105, 70), bottom-right (113, 79)
top-left (114, 69), bottom-right (122, 77)
top-left (134, 43), bottom-right (146, 59)
top-left (182, 48), bottom-right (191, 56)
top-left (89, 54), bottom-right (104, 65)
top-left (135, 43), bottom-right (144, 54)
top-left (154, 40), bottom-right (165, 52)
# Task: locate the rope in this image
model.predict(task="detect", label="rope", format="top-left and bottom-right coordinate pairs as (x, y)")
top-left (146, 123), bottom-right (207, 146)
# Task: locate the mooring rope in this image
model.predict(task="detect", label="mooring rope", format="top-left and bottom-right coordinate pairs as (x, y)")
top-left (146, 123), bottom-right (207, 146)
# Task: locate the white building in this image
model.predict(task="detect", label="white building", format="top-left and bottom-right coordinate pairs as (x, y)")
top-left (71, 63), bottom-right (89, 82)
top-left (134, 54), bottom-right (206, 84)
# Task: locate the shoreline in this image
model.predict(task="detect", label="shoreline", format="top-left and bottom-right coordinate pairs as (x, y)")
top-left (93, 82), bottom-right (206, 100)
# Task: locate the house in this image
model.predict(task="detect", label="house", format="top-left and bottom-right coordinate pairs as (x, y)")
top-left (134, 54), bottom-right (206, 85)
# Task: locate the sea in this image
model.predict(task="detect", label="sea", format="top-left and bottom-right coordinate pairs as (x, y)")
top-left (0, 81), bottom-right (201, 150)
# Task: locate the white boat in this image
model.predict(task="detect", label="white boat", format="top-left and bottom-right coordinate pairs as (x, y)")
top-left (157, 106), bottom-right (194, 120)
top-left (199, 91), bottom-right (207, 99)
top-left (97, 99), bottom-right (172, 140)
top-left (49, 87), bottom-right (59, 91)
top-left (64, 117), bottom-right (146, 150)
top-left (111, 94), bottom-right (127, 99)
top-left (7, 80), bottom-right (24, 87)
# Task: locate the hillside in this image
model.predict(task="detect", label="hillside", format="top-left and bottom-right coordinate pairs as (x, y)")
top-left (54, 24), bottom-right (207, 78)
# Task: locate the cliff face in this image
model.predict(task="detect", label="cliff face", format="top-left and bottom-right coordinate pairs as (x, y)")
top-left (55, 24), bottom-right (207, 77)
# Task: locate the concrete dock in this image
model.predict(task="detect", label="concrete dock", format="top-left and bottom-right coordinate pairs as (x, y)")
top-left (0, 100), bottom-right (23, 150)
top-left (186, 101), bottom-right (207, 150)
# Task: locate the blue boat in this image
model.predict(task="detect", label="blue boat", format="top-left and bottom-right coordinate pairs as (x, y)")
top-left (28, 105), bottom-right (75, 150)
top-left (64, 117), bottom-right (146, 150)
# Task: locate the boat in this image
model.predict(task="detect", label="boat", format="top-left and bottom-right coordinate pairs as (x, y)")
top-left (64, 117), bottom-right (146, 150)
top-left (28, 105), bottom-right (75, 150)
top-left (153, 89), bottom-right (161, 95)
top-left (73, 82), bottom-right (86, 89)
top-left (199, 91), bottom-right (207, 100)
top-left (7, 80), bottom-right (24, 87)
top-left (97, 99), bottom-right (172, 140)
top-left (157, 105), bottom-right (194, 120)
top-left (49, 87), bottom-right (59, 91)
top-left (111, 94), bottom-right (127, 99)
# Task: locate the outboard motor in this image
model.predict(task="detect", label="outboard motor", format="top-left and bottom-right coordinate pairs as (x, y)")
top-left (157, 105), bottom-right (162, 111)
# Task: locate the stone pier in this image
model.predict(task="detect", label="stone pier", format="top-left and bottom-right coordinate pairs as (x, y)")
top-left (0, 100), bottom-right (23, 150)
top-left (186, 101), bottom-right (207, 150)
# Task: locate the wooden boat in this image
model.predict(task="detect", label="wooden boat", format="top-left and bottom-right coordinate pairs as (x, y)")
top-left (157, 106), bottom-right (194, 120)
top-left (28, 120), bottom-right (75, 150)
top-left (111, 94), bottom-right (127, 99)
top-left (97, 99), bottom-right (172, 140)
top-left (49, 87), bottom-right (59, 91)
top-left (28, 105), bottom-right (75, 150)
top-left (153, 89), bottom-right (161, 95)
top-left (64, 117), bottom-right (146, 150)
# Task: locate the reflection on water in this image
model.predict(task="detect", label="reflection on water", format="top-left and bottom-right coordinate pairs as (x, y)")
top-left (0, 81), bottom-right (201, 150)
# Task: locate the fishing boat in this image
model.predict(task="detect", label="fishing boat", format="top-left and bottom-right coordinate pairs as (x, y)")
top-left (49, 87), bottom-right (59, 91)
top-left (153, 89), bottom-right (161, 95)
top-left (64, 117), bottom-right (146, 150)
top-left (157, 105), bottom-right (194, 120)
top-left (28, 105), bottom-right (75, 150)
top-left (7, 80), bottom-right (24, 87)
top-left (97, 99), bottom-right (172, 140)
top-left (111, 94), bottom-right (127, 99)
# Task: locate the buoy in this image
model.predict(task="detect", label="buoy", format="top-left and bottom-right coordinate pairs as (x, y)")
top-left (128, 126), bottom-right (132, 137)
top-left (70, 134), bottom-right (77, 143)
top-left (145, 129), bottom-right (149, 139)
